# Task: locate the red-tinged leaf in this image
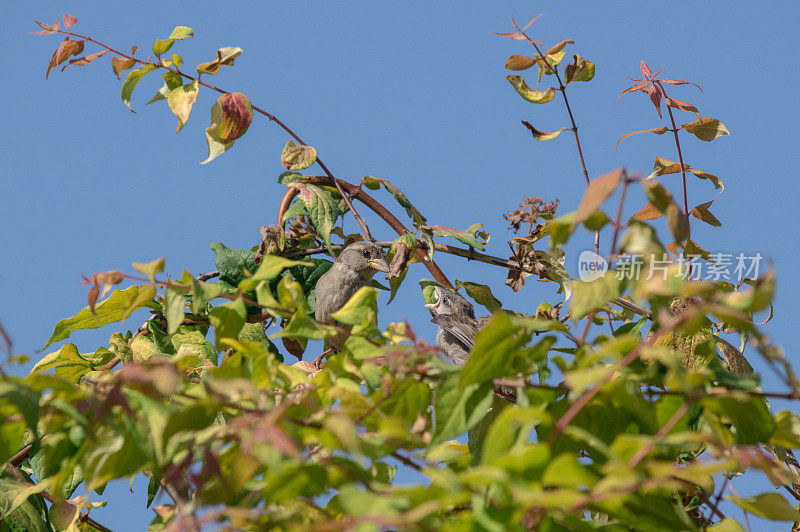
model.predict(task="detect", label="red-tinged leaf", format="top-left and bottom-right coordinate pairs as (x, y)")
top-left (691, 200), bottom-right (722, 227)
top-left (217, 92), bottom-right (253, 142)
top-left (640, 60), bottom-right (653, 78)
top-left (522, 14), bottom-right (544, 31)
top-left (521, 120), bottom-right (569, 141)
top-left (630, 202), bottom-right (663, 222)
top-left (111, 46), bottom-right (138, 80)
top-left (200, 99), bottom-right (236, 165)
top-left (688, 168), bottom-right (724, 192)
top-left (665, 241), bottom-right (679, 254)
top-left (665, 97), bottom-right (699, 116)
top-left (647, 84), bottom-right (663, 118)
top-left (505, 55), bottom-right (536, 71)
top-left (62, 50), bottom-right (108, 71)
top-left (46, 39), bottom-right (85, 79)
top-left (615, 82), bottom-right (651, 103)
top-left (492, 32), bottom-right (527, 41)
top-left (681, 117), bottom-right (730, 142)
top-left (87, 283), bottom-right (100, 316)
top-left (32, 20), bottom-right (56, 35)
top-left (547, 39), bottom-right (574, 55)
top-left (616, 126), bottom-right (668, 148)
top-left (52, 18), bottom-right (60, 31)
top-left (660, 78), bottom-right (703, 93)
top-left (62, 14), bottom-right (77, 30)
top-left (574, 168), bottom-right (623, 226)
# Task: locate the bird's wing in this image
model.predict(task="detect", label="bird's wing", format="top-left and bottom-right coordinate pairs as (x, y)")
top-left (431, 315), bottom-right (481, 351)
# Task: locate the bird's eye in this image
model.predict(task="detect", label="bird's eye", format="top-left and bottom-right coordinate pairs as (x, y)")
top-left (361, 249), bottom-right (371, 258)
top-left (442, 297), bottom-right (450, 305)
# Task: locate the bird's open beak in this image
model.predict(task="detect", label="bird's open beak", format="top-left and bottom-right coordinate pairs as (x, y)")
top-left (369, 259), bottom-right (390, 273)
top-left (424, 287), bottom-right (441, 310)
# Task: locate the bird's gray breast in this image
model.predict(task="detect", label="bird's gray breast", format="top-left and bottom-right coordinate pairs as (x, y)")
top-left (436, 327), bottom-right (471, 366)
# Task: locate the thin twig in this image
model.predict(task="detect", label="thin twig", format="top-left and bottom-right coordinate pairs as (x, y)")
top-left (628, 400), bottom-right (692, 468)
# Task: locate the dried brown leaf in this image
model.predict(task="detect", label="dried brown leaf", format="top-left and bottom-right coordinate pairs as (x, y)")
top-left (546, 39), bottom-right (574, 55)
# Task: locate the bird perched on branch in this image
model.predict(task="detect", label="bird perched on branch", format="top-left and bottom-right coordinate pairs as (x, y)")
top-left (425, 286), bottom-right (516, 401)
top-left (425, 286), bottom-right (490, 366)
top-left (314, 241), bottom-right (389, 361)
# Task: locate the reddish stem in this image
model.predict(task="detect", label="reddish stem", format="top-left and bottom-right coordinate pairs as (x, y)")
top-left (56, 28), bottom-right (372, 239)
top-left (277, 177), bottom-right (453, 288)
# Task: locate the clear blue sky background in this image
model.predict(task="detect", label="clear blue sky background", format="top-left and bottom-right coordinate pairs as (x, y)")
top-left (3, 2), bottom-right (799, 530)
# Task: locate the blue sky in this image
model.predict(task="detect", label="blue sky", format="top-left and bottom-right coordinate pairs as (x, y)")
top-left (3, 1), bottom-right (799, 530)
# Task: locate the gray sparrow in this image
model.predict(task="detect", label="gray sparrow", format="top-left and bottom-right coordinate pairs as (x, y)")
top-left (425, 286), bottom-right (516, 401)
top-left (314, 241), bottom-right (389, 354)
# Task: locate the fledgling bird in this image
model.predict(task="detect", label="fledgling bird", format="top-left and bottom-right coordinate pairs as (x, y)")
top-left (425, 286), bottom-right (515, 401)
top-left (425, 286), bottom-right (490, 366)
top-left (314, 241), bottom-right (389, 353)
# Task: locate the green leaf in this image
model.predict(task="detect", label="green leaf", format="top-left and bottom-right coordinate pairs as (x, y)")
top-left (208, 299), bottom-right (247, 350)
top-left (642, 180), bottom-right (689, 242)
top-left (121, 64), bottom-right (155, 112)
top-left (361, 176), bottom-right (427, 226)
top-left (209, 242), bottom-right (257, 287)
top-left (196, 47), bottom-right (243, 75)
top-left (770, 411), bottom-right (800, 449)
top-left (273, 311), bottom-right (336, 341)
top-left (164, 286), bottom-right (187, 336)
top-left (423, 223), bottom-right (489, 251)
top-left (460, 313), bottom-right (529, 389)
top-left (430, 375), bottom-right (494, 447)
top-left (132, 257), bottom-right (164, 282)
top-left (281, 140), bottom-right (317, 171)
top-left (481, 407), bottom-right (548, 464)
top-left (564, 54), bottom-right (595, 84)
top-left (520, 120), bottom-right (569, 141)
top-left (703, 395), bottom-right (775, 444)
top-left (0, 380), bottom-right (39, 433)
top-left (330, 286), bottom-right (379, 328)
top-left (153, 39), bottom-right (175, 59)
top-left (570, 272), bottom-right (621, 320)
top-left (708, 519), bottom-right (746, 532)
top-left (30, 343), bottom-right (93, 383)
top-left (505, 75), bottom-right (556, 103)
top-left (729, 493), bottom-right (800, 521)
top-left (168, 26), bottom-right (193, 40)
top-left (275, 258), bottom-right (333, 310)
top-left (146, 71), bottom-right (183, 105)
top-left (172, 327), bottom-right (218, 364)
top-left (45, 285), bottom-right (157, 347)
top-left (167, 79), bottom-right (199, 133)
top-left (455, 280), bottom-right (502, 313)
top-left (249, 255), bottom-right (314, 283)
top-left (286, 183), bottom-right (345, 255)
top-left (542, 452), bottom-right (599, 487)
top-left (681, 117), bottom-right (730, 141)
top-left (0, 477), bottom-right (49, 532)
top-left (152, 27), bottom-right (192, 58)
